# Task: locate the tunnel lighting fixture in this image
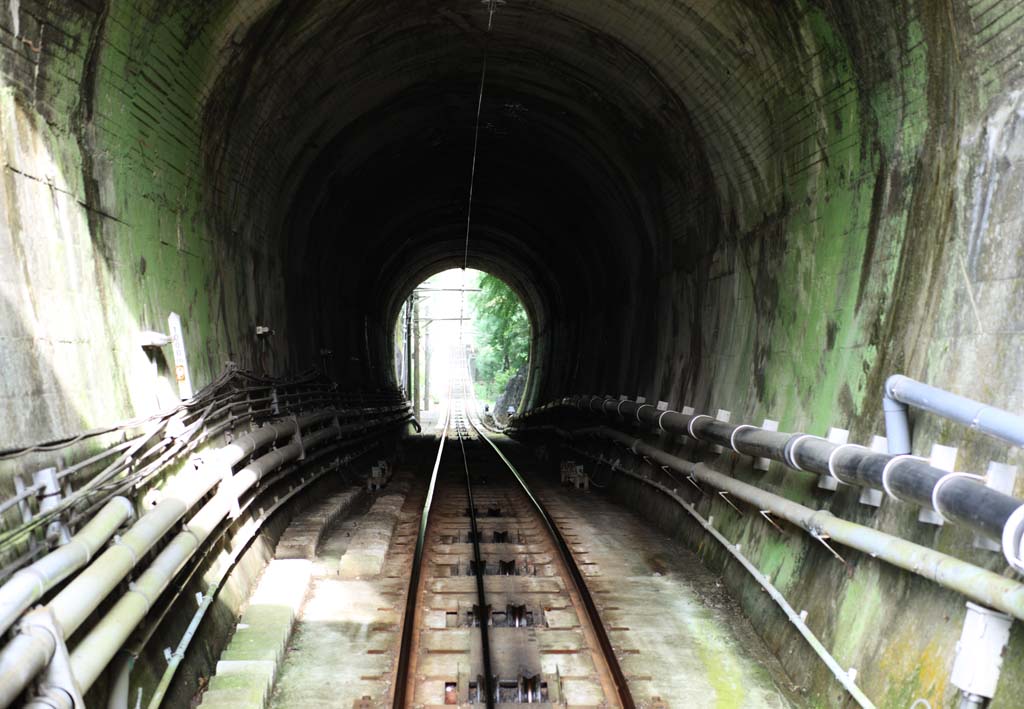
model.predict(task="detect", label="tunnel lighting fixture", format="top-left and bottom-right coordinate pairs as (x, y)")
top-left (138, 330), bottom-right (174, 409)
top-left (137, 330), bottom-right (172, 349)
top-left (951, 602), bottom-right (1013, 706)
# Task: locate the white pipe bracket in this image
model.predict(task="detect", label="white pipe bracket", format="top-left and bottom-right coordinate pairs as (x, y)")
top-left (711, 410), bottom-right (732, 453)
top-left (687, 414), bottom-right (713, 440)
top-left (110, 535), bottom-right (140, 566)
top-left (635, 404), bottom-right (653, 423)
top-left (20, 607), bottom-right (84, 709)
top-left (880, 455), bottom-right (928, 502)
top-left (784, 434), bottom-right (824, 471)
top-left (754, 419), bottom-right (779, 471)
top-left (827, 444), bottom-right (868, 482)
top-left (729, 425), bottom-right (756, 454)
top-left (656, 410), bottom-right (673, 431)
top-left (1002, 504), bottom-right (1024, 575)
top-left (931, 473), bottom-right (986, 525)
top-left (858, 437), bottom-right (888, 507)
top-left (288, 416), bottom-right (306, 461)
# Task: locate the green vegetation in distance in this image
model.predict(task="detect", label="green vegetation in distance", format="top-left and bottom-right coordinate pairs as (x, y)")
top-left (470, 273), bottom-right (530, 404)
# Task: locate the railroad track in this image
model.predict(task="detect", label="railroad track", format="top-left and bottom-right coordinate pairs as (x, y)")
top-left (393, 382), bottom-right (635, 707)
top-left (194, 373), bottom-right (797, 707)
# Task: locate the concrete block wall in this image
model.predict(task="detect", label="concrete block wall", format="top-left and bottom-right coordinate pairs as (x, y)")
top-left (0, 1), bottom-right (289, 492)
top-left (1, 1), bottom-right (1024, 706)
top-left (607, 3), bottom-right (1024, 706)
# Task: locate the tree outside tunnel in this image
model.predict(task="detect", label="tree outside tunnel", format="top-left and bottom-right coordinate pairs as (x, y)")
top-left (469, 273), bottom-right (531, 417)
top-left (394, 268), bottom-right (531, 426)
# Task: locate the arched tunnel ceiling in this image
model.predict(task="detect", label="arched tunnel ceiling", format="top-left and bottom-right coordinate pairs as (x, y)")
top-left (8, 2), bottom-right (1024, 705)
top-left (59, 0), bottom-right (966, 412)
top-left (0, 0), bottom-right (982, 425)
top-left (207, 0), bottom-right (723, 239)
top-left (197, 0), bottom-right (781, 395)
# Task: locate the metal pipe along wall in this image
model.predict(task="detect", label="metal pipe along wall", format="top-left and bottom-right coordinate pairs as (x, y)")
top-left (531, 394), bottom-right (1024, 556)
top-left (577, 426), bottom-right (1024, 620)
top-left (0, 407), bottom-right (410, 708)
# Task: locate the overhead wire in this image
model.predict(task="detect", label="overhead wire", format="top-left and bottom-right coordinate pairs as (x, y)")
top-left (457, 0), bottom-right (500, 409)
top-left (452, 7), bottom-right (501, 703)
top-left (461, 0), bottom-right (499, 273)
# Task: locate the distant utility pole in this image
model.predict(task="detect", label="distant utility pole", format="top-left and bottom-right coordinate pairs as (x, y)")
top-left (404, 297), bottom-right (413, 397)
top-left (412, 296), bottom-right (420, 421)
top-left (423, 317), bottom-right (430, 413)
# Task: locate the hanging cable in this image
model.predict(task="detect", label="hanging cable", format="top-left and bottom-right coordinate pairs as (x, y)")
top-left (461, 0), bottom-right (499, 273)
top-left (457, 0), bottom-right (500, 392)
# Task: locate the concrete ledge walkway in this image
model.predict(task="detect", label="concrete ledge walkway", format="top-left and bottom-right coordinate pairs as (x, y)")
top-left (269, 478), bottom-right (418, 708)
top-left (196, 487), bottom-right (363, 709)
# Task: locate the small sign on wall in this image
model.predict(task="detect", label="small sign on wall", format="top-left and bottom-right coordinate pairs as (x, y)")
top-left (168, 312), bottom-right (193, 400)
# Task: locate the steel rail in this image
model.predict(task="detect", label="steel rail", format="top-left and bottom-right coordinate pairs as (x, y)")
top-left (393, 404), bottom-right (451, 708)
top-left (454, 409), bottom-right (496, 708)
top-left (464, 414), bottom-right (637, 708)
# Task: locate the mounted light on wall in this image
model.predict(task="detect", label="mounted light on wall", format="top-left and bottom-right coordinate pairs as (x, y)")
top-left (254, 325), bottom-right (275, 377)
top-left (137, 328), bottom-right (177, 409)
top-left (320, 347), bottom-right (334, 375)
top-left (950, 602), bottom-right (1013, 708)
top-left (138, 331), bottom-right (172, 349)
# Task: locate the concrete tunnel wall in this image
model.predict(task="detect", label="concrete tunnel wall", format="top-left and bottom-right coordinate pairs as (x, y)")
top-left (1, 0), bottom-right (1024, 705)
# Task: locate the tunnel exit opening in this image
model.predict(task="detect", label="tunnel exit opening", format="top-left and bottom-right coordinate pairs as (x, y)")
top-left (394, 268), bottom-right (532, 428)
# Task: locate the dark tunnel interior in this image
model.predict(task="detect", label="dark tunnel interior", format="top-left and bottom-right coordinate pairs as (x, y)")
top-left (202, 1), bottom-right (721, 404)
top-left (2, 1), bottom-right (1024, 707)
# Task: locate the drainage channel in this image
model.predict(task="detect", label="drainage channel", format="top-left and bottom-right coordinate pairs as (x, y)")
top-left (393, 397), bottom-right (633, 707)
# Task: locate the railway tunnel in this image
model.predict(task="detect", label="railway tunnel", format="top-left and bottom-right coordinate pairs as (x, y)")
top-left (2, 0), bottom-right (1024, 707)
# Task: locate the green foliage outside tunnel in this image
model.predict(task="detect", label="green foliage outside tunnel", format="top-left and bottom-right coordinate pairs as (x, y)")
top-left (469, 273), bottom-right (530, 405)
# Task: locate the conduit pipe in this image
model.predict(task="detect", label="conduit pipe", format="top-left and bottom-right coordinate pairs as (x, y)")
top-left (143, 436), bottom-right (386, 709)
top-left (528, 396), bottom-right (1024, 571)
top-left (0, 408), bottom-right (397, 708)
top-left (68, 422), bottom-right (346, 692)
top-left (0, 496), bottom-right (134, 636)
top-left (576, 426), bottom-right (1024, 621)
top-left (48, 413), bottom-right (312, 635)
top-left (884, 374), bottom-right (1024, 451)
top-left (882, 389), bottom-right (911, 455)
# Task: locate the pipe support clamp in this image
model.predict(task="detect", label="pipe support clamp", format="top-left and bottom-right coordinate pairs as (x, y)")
top-left (880, 455), bottom-right (928, 502)
top-left (931, 472), bottom-right (986, 525)
top-left (729, 425), bottom-right (757, 454)
top-left (657, 410), bottom-right (674, 431)
top-left (1002, 504), bottom-right (1024, 575)
top-left (687, 415), bottom-right (713, 440)
top-left (827, 444), bottom-right (867, 483)
top-left (783, 434), bottom-right (823, 471)
top-left (19, 607), bottom-right (85, 709)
